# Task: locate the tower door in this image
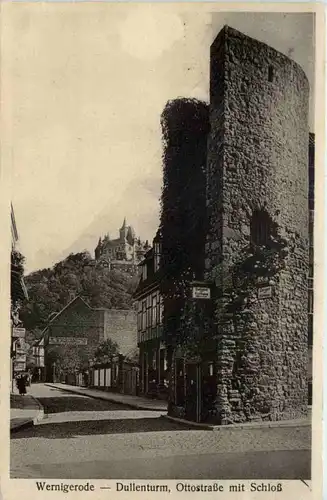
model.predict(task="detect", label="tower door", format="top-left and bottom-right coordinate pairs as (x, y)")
top-left (201, 361), bottom-right (216, 422)
top-left (185, 363), bottom-right (201, 423)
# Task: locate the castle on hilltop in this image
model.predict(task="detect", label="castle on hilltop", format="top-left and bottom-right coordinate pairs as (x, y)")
top-left (94, 218), bottom-right (150, 273)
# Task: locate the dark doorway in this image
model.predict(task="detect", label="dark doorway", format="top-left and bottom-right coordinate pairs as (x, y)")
top-left (175, 358), bottom-right (185, 406)
top-left (201, 361), bottom-right (216, 422)
top-left (185, 363), bottom-right (201, 422)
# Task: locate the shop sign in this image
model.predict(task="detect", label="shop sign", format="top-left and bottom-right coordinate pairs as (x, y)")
top-left (258, 286), bottom-right (273, 299)
top-left (14, 362), bottom-right (26, 371)
top-left (49, 337), bottom-right (87, 346)
top-left (192, 286), bottom-right (211, 299)
top-left (12, 328), bottom-right (26, 338)
top-left (15, 354), bottom-right (26, 363)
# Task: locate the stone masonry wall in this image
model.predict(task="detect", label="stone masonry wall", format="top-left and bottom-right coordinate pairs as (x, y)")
top-left (104, 309), bottom-right (137, 357)
top-left (206, 26), bottom-right (309, 423)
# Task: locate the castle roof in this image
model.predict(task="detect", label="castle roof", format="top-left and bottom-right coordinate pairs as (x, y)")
top-left (127, 225), bottom-right (136, 243)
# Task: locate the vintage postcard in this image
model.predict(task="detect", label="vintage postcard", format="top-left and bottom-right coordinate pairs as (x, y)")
top-left (1, 2), bottom-right (324, 500)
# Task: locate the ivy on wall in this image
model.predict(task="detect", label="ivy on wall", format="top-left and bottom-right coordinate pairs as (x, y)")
top-left (159, 98), bottom-right (209, 351)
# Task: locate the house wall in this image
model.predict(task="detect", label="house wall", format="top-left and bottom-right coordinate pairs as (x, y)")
top-left (44, 299), bottom-right (105, 381)
top-left (104, 309), bottom-right (137, 357)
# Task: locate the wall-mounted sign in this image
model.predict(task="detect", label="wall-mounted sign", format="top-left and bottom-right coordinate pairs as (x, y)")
top-left (192, 287), bottom-right (211, 299)
top-left (49, 337), bottom-right (88, 346)
top-left (14, 354), bottom-right (26, 363)
top-left (14, 362), bottom-right (26, 371)
top-left (257, 276), bottom-right (269, 285)
top-left (258, 286), bottom-right (273, 299)
top-left (12, 328), bottom-right (26, 338)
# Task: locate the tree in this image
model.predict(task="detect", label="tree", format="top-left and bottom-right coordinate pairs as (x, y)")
top-left (47, 345), bottom-right (90, 374)
top-left (11, 249), bottom-right (26, 308)
top-left (93, 339), bottom-right (120, 364)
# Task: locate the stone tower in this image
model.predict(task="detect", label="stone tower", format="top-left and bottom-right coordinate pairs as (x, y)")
top-left (206, 26), bottom-right (309, 423)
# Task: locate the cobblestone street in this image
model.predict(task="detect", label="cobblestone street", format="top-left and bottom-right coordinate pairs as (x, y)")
top-left (10, 384), bottom-right (311, 479)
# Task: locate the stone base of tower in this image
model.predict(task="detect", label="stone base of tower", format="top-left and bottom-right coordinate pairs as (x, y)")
top-left (167, 344), bottom-right (308, 426)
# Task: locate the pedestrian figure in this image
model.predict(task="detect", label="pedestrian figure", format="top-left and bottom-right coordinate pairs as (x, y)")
top-left (16, 374), bottom-right (27, 395)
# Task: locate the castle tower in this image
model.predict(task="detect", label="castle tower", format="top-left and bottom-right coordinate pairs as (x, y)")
top-left (119, 217), bottom-right (128, 241)
top-left (205, 26), bottom-right (309, 423)
top-left (127, 225), bottom-right (136, 245)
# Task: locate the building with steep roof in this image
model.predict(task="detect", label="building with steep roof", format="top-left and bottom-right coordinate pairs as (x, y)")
top-left (94, 218), bottom-right (150, 273)
top-left (133, 230), bottom-right (167, 399)
top-left (40, 296), bottom-right (137, 388)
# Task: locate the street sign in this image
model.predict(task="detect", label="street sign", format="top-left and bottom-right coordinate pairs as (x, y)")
top-left (258, 286), bottom-right (273, 299)
top-left (192, 286), bottom-right (211, 299)
top-left (12, 328), bottom-right (26, 338)
top-left (49, 337), bottom-right (88, 346)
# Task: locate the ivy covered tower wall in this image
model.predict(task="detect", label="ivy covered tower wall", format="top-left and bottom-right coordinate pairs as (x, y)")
top-left (206, 26), bottom-right (309, 423)
top-left (159, 99), bottom-right (209, 413)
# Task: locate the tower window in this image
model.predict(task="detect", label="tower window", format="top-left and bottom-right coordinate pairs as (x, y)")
top-left (250, 210), bottom-right (271, 247)
top-left (268, 66), bottom-right (274, 82)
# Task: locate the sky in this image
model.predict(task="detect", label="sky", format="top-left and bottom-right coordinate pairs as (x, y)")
top-left (4, 5), bottom-right (315, 273)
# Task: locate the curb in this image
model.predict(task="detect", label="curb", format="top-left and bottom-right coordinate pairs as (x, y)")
top-left (10, 396), bottom-right (45, 433)
top-left (10, 419), bottom-right (34, 434)
top-left (29, 395), bottom-right (45, 424)
top-left (45, 383), bottom-right (167, 413)
top-left (163, 414), bottom-right (311, 431)
top-left (162, 415), bottom-right (214, 430)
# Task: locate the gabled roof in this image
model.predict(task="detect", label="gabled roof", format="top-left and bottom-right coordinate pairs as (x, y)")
top-left (40, 296), bottom-right (92, 335)
top-left (40, 296), bottom-right (127, 337)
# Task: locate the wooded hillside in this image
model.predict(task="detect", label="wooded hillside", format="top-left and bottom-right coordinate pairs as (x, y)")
top-left (20, 252), bottom-right (139, 340)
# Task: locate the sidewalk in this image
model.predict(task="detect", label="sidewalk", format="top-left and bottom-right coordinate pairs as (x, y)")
top-left (45, 383), bottom-right (168, 412)
top-left (10, 392), bottom-right (44, 433)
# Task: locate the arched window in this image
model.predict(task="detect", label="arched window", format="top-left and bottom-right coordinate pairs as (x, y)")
top-left (250, 210), bottom-right (271, 247)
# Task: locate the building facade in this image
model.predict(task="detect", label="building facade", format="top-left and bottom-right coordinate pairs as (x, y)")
top-left (11, 204), bottom-right (28, 381)
top-left (42, 296), bottom-right (137, 392)
top-left (94, 218), bottom-right (150, 273)
top-left (89, 353), bottom-right (139, 396)
top-left (32, 337), bottom-right (45, 382)
top-left (166, 26), bottom-right (310, 424)
top-left (133, 232), bottom-right (168, 399)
